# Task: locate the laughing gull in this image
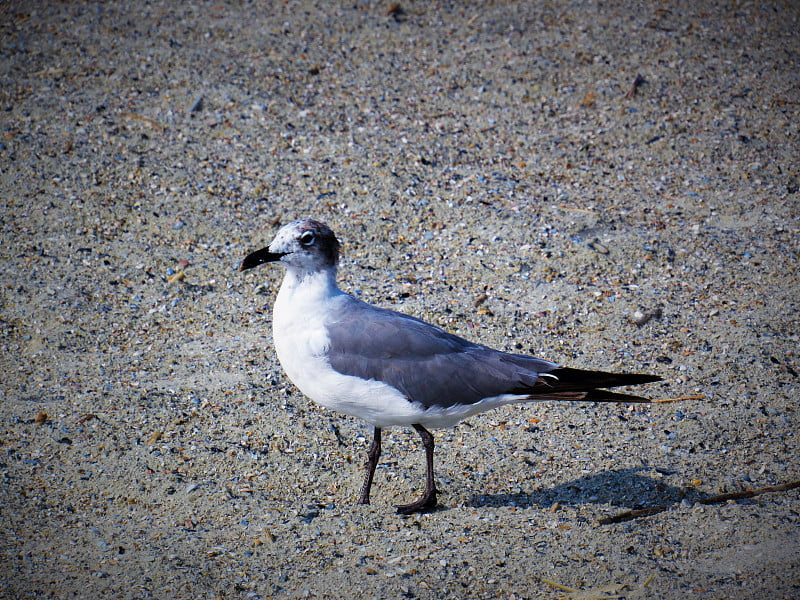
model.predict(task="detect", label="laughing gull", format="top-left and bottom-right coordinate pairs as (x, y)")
top-left (240, 219), bottom-right (662, 514)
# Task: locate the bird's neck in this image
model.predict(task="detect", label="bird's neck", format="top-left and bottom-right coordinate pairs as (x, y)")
top-left (276, 266), bottom-right (342, 309)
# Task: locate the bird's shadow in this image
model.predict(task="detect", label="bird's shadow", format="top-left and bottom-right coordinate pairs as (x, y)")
top-left (465, 467), bottom-right (706, 510)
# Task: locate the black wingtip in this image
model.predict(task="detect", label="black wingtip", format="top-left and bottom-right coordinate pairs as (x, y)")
top-left (545, 367), bottom-right (662, 391)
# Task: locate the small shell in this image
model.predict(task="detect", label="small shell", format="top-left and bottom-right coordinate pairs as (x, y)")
top-left (631, 307), bottom-right (663, 326)
top-left (587, 237), bottom-right (609, 254)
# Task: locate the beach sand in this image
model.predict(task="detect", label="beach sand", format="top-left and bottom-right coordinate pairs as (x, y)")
top-left (1, 1), bottom-right (798, 598)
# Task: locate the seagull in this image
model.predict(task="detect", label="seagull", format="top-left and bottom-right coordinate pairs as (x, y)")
top-left (240, 219), bottom-right (662, 514)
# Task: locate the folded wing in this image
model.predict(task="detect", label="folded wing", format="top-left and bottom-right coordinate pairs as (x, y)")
top-left (325, 296), bottom-right (660, 408)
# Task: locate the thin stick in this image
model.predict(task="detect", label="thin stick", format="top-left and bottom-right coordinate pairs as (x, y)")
top-left (598, 479), bottom-right (800, 525)
top-left (556, 204), bottom-right (596, 214)
top-left (652, 394), bottom-right (706, 403)
top-left (625, 74), bottom-right (646, 99)
top-left (123, 113), bottom-right (165, 131)
top-left (541, 578), bottom-right (578, 592)
top-left (597, 505), bottom-right (670, 524)
top-left (695, 479), bottom-right (800, 504)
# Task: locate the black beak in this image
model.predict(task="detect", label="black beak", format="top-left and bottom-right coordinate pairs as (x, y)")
top-left (239, 247), bottom-right (287, 271)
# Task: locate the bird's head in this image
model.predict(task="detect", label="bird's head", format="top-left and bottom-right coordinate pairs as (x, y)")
top-left (240, 219), bottom-right (340, 273)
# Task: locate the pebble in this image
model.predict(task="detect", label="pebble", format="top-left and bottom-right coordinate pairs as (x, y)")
top-left (587, 237), bottom-right (609, 254)
top-left (631, 307), bottom-right (663, 326)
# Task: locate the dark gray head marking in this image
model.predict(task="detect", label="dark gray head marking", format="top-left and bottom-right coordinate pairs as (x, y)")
top-left (298, 219), bottom-right (340, 267)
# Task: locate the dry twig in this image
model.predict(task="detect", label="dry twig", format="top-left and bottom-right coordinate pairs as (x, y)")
top-left (652, 394), bottom-right (706, 403)
top-left (598, 479), bottom-right (800, 524)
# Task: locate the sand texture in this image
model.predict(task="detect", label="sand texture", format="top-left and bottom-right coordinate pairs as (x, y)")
top-left (1, 1), bottom-right (798, 598)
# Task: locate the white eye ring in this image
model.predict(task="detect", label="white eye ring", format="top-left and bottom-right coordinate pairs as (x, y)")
top-left (299, 231), bottom-right (315, 247)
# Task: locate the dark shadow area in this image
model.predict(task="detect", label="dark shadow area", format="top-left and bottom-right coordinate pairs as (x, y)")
top-left (465, 467), bottom-right (709, 510)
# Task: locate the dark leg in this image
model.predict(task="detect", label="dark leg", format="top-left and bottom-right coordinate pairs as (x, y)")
top-left (395, 424), bottom-right (438, 515)
top-left (357, 427), bottom-right (382, 505)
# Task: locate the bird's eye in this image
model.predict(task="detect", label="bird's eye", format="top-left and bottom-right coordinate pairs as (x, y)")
top-left (299, 231), bottom-right (315, 247)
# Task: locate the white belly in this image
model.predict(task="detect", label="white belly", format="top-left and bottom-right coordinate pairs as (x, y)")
top-left (269, 272), bottom-right (531, 429)
top-left (271, 276), bottom-right (426, 428)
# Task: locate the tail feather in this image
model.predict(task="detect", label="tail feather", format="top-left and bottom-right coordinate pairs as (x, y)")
top-left (522, 389), bottom-right (654, 403)
top-left (543, 367), bottom-right (661, 391)
top-left (517, 366), bottom-right (662, 403)
top-left (580, 388), bottom-right (654, 403)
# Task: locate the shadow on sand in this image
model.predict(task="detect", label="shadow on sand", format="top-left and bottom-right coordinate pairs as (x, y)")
top-left (465, 467), bottom-right (709, 510)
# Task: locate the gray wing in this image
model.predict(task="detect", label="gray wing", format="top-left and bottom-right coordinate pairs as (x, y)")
top-left (325, 295), bottom-right (558, 408)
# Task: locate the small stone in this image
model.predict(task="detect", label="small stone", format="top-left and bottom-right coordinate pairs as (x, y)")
top-left (631, 307), bottom-right (663, 326)
top-left (587, 237), bottom-right (609, 254)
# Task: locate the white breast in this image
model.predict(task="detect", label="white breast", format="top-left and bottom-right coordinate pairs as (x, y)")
top-left (271, 270), bottom-right (428, 428)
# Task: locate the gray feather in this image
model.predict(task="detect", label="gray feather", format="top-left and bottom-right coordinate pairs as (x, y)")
top-left (326, 296), bottom-right (558, 408)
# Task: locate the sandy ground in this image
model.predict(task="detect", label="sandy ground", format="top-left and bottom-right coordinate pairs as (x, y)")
top-left (1, 1), bottom-right (799, 598)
